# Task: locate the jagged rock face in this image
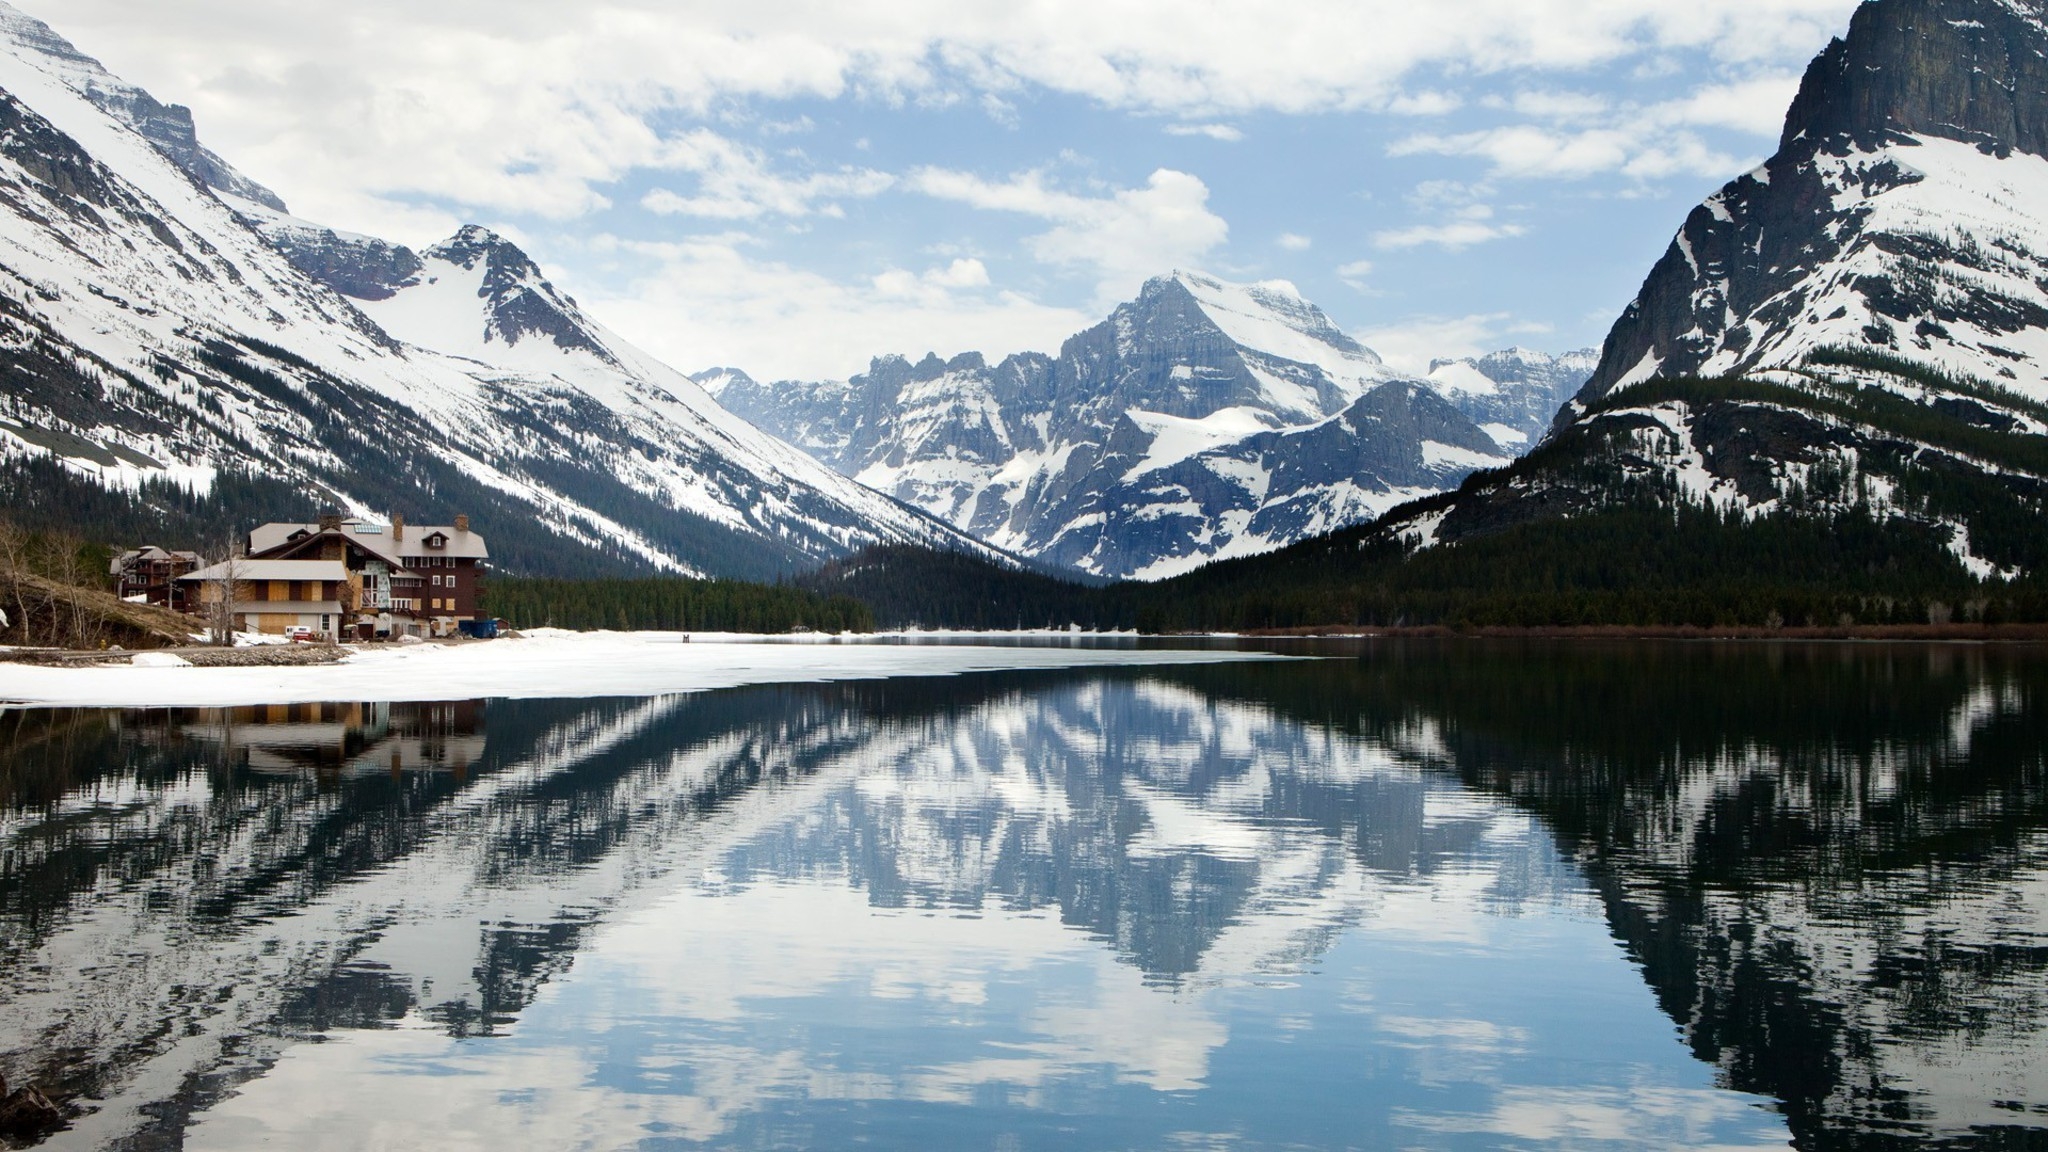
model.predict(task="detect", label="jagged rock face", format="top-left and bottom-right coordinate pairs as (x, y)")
top-left (1580, 0), bottom-right (2048, 408)
top-left (244, 210), bottom-right (424, 302)
top-left (1780, 0), bottom-right (2048, 156)
top-left (0, 9), bottom-right (992, 580)
top-left (717, 271), bottom-right (1520, 580)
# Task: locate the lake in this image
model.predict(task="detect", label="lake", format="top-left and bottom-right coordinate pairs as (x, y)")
top-left (2, 639), bottom-right (2044, 1150)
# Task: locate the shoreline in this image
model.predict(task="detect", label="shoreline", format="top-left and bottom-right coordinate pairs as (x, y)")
top-left (0, 630), bottom-right (1286, 709)
top-left (1228, 623), bottom-right (2048, 642)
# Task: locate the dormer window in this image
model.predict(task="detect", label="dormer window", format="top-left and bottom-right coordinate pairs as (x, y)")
top-left (287, 529), bottom-right (310, 542)
top-left (425, 532), bottom-right (448, 549)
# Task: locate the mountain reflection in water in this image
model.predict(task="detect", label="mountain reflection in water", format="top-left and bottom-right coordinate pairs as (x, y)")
top-left (0, 641), bottom-right (2042, 1150)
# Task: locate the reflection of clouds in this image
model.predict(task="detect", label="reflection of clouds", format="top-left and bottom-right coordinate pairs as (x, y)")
top-left (189, 1024), bottom-right (822, 1150)
top-left (1377, 1014), bottom-right (1529, 1052)
top-left (597, 880), bottom-right (1233, 1093)
top-left (1396, 1085), bottom-right (1791, 1149)
top-left (1373, 866), bottom-right (1513, 945)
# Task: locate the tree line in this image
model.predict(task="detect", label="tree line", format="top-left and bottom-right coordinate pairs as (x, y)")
top-left (482, 576), bottom-right (874, 634)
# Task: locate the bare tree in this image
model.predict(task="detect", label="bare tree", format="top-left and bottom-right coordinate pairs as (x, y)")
top-left (0, 519), bottom-right (29, 646)
top-left (203, 537), bottom-right (243, 647)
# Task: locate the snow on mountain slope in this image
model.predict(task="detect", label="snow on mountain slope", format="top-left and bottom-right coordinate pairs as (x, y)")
top-left (1170, 273), bottom-right (1391, 420)
top-left (1585, 136), bottom-right (2048, 405)
top-left (1426, 347), bottom-right (1596, 447)
top-left (340, 225), bottom-right (978, 557)
top-left (719, 272), bottom-right (1518, 580)
top-left (0, 1), bottom-right (986, 579)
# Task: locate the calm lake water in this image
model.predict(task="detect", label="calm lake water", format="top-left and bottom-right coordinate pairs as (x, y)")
top-left (1, 640), bottom-right (2044, 1151)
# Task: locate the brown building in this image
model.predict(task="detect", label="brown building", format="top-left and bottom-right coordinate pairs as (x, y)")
top-left (109, 546), bottom-right (202, 611)
top-left (243, 513), bottom-right (490, 638)
top-left (179, 558), bottom-right (349, 640)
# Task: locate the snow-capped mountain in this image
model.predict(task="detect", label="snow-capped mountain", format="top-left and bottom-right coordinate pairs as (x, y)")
top-left (713, 272), bottom-right (1538, 580)
top-left (1365, 0), bottom-right (2048, 581)
top-left (1426, 347), bottom-right (1596, 450)
top-left (0, 1), bottom-right (986, 579)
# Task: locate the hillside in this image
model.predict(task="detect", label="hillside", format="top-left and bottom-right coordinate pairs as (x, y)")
top-left (0, 2), bottom-right (989, 580)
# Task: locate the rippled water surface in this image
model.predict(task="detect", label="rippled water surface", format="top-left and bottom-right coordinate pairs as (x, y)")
top-left (2, 640), bottom-right (2045, 1150)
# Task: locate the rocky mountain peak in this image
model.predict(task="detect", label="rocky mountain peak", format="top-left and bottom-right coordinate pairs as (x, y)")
top-left (691, 366), bottom-right (757, 396)
top-left (408, 226), bottom-right (615, 362)
top-left (1780, 0), bottom-right (2048, 157)
top-left (427, 225), bottom-right (530, 271)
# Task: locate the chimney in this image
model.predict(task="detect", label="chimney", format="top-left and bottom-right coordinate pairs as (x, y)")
top-left (393, 513), bottom-right (405, 542)
top-left (318, 511), bottom-right (343, 531)
top-left (454, 514), bottom-right (470, 533)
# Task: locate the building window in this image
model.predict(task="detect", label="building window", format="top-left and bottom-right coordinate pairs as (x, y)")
top-left (432, 574), bottom-right (442, 587)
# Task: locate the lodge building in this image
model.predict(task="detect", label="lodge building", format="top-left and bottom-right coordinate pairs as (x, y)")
top-left (108, 546), bottom-right (203, 612)
top-left (178, 513), bottom-right (490, 641)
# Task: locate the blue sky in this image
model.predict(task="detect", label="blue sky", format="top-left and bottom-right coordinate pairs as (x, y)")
top-left (51, 0), bottom-right (1863, 379)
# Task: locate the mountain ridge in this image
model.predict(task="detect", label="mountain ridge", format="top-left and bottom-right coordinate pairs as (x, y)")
top-left (713, 271), bottom-right (1590, 580)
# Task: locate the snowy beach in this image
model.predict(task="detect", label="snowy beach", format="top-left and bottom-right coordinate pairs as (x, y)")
top-left (0, 631), bottom-right (1286, 708)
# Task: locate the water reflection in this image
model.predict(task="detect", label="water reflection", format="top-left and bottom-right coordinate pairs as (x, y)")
top-left (0, 643), bottom-right (2042, 1150)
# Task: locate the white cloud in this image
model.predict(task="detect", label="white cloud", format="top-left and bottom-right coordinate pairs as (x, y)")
top-left (1335, 259), bottom-right (1374, 283)
top-left (1376, 191), bottom-right (1524, 252)
top-left (1277, 232), bottom-right (1312, 251)
top-left (1386, 90), bottom-right (1464, 116)
top-left (1659, 73), bottom-right (1805, 135)
top-left (1358, 312), bottom-right (1551, 374)
top-left (577, 235), bottom-right (1090, 380)
top-left (872, 257), bottom-right (993, 299)
top-left (908, 167), bottom-right (1228, 304)
top-left (925, 256), bottom-right (993, 288)
top-left (1164, 123), bottom-right (1244, 142)
top-left (638, 130), bottom-right (893, 220)
top-left (1394, 71), bottom-right (1798, 185)
top-left (1391, 126), bottom-right (1636, 180)
top-left (41, 0), bottom-right (1859, 234)
top-left (1375, 219), bottom-right (1527, 251)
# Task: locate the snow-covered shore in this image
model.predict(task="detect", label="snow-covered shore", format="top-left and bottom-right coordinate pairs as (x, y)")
top-left (0, 630), bottom-right (1285, 708)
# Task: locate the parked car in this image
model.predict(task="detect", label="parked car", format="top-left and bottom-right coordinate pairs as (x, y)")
top-left (284, 625), bottom-right (316, 643)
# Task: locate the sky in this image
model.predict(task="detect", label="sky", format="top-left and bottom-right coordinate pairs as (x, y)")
top-left (44, 0), bottom-right (1865, 381)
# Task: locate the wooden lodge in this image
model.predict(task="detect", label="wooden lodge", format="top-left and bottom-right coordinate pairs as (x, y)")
top-left (177, 512), bottom-right (490, 641)
top-left (109, 546), bottom-right (202, 611)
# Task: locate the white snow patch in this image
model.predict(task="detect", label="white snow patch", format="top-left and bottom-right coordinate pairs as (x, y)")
top-left (0, 634), bottom-right (1291, 709)
top-left (1422, 441), bottom-right (1507, 471)
top-left (1425, 360), bottom-right (1501, 397)
top-left (1123, 406), bottom-right (1276, 480)
top-left (1480, 423), bottom-right (1529, 447)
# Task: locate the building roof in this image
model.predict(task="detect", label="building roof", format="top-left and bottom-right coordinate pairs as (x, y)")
top-left (397, 527), bottom-right (488, 560)
top-left (181, 559), bottom-right (349, 583)
top-left (249, 519), bottom-right (489, 561)
top-left (110, 546), bottom-right (201, 575)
